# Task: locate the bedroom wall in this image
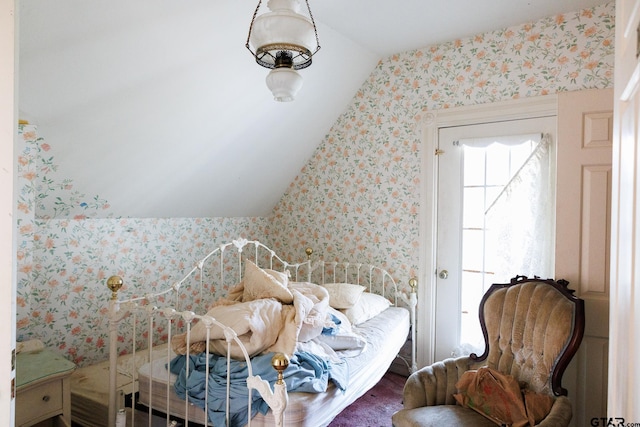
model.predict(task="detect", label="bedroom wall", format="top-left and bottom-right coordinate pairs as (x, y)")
top-left (269, 2), bottom-right (615, 291)
top-left (16, 125), bottom-right (271, 365)
top-left (15, 2), bottom-right (615, 366)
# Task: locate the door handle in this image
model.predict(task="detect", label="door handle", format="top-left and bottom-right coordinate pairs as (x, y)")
top-left (438, 270), bottom-right (449, 279)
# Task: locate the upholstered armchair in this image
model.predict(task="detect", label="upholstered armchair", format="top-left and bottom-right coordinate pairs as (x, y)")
top-left (392, 276), bottom-right (585, 427)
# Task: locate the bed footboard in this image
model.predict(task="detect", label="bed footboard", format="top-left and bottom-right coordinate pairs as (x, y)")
top-left (107, 278), bottom-right (290, 427)
top-left (105, 239), bottom-right (309, 427)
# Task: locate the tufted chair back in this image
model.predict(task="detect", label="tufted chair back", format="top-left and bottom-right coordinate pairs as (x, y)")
top-left (472, 276), bottom-right (585, 396)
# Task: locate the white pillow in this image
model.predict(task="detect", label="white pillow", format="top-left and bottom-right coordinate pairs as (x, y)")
top-left (341, 292), bottom-right (391, 325)
top-left (325, 307), bottom-right (353, 333)
top-left (242, 260), bottom-right (293, 303)
top-left (316, 330), bottom-right (367, 352)
top-left (322, 283), bottom-right (366, 309)
top-left (316, 307), bottom-right (366, 352)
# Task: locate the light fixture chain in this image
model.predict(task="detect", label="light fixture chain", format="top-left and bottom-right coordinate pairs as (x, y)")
top-left (246, 0), bottom-right (263, 53)
top-left (305, 0), bottom-right (321, 54)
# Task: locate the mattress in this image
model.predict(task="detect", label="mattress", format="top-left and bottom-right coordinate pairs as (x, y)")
top-left (137, 306), bottom-right (410, 427)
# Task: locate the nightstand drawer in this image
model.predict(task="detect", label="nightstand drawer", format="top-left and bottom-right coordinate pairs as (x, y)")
top-left (16, 379), bottom-right (63, 426)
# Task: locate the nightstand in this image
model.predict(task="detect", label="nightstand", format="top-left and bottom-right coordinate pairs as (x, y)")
top-left (16, 349), bottom-right (76, 427)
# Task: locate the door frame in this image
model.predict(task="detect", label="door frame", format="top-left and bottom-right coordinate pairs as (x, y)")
top-left (1, 0), bottom-right (16, 424)
top-left (418, 95), bottom-right (558, 367)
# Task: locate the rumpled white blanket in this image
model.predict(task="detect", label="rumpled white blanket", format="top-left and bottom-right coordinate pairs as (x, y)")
top-left (171, 282), bottom-right (330, 360)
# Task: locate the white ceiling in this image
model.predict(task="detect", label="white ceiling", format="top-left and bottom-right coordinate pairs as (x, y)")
top-left (18, 0), bottom-right (609, 219)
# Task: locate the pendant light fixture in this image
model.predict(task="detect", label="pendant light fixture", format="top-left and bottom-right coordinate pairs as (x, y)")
top-left (246, 0), bottom-right (321, 102)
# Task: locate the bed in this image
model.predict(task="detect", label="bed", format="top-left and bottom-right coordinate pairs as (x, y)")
top-left (74, 238), bottom-right (417, 427)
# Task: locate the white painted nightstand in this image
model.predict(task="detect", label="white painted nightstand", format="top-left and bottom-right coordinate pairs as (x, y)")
top-left (16, 349), bottom-right (76, 427)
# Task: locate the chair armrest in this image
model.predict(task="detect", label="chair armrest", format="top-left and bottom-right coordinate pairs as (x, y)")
top-left (402, 356), bottom-right (472, 409)
top-left (535, 396), bottom-right (572, 427)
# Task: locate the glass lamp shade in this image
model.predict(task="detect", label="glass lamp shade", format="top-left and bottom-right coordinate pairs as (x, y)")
top-left (265, 67), bottom-right (303, 102)
top-left (249, 0), bottom-right (317, 70)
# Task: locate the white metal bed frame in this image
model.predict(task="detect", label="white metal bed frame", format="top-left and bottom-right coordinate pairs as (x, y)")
top-left (105, 238), bottom-right (417, 427)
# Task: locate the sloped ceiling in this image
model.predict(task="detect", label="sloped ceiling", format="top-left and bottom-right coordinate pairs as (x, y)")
top-left (18, 0), bottom-right (609, 219)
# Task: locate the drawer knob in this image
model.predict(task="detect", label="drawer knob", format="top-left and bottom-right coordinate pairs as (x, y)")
top-left (42, 395), bottom-right (50, 402)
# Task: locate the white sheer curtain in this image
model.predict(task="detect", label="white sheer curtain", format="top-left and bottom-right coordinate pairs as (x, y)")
top-left (482, 133), bottom-right (554, 282)
top-left (452, 132), bottom-right (554, 356)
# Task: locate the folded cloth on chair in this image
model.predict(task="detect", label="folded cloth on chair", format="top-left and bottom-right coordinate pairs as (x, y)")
top-left (170, 351), bottom-right (348, 427)
top-left (453, 366), bottom-right (553, 427)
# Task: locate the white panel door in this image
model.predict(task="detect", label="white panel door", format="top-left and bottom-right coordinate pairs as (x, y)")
top-left (556, 88), bottom-right (613, 427)
top-left (608, 0), bottom-right (640, 420)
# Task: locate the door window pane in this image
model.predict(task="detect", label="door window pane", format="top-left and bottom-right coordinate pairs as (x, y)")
top-left (459, 135), bottom-right (549, 349)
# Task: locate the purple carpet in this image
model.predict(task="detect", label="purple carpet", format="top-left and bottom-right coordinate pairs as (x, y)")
top-left (328, 370), bottom-right (407, 427)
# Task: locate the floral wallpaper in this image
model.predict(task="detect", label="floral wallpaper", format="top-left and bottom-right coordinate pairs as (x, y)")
top-left (15, 127), bottom-right (111, 221)
top-left (16, 2), bottom-right (615, 366)
top-left (269, 2), bottom-right (614, 286)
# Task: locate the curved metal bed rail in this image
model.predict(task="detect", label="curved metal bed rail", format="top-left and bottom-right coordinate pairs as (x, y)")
top-left (111, 239), bottom-right (311, 310)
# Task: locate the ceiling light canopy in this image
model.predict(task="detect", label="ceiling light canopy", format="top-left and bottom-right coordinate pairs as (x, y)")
top-left (246, 0), bottom-right (321, 102)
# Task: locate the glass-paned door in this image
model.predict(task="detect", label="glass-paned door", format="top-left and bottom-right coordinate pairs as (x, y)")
top-left (434, 116), bottom-right (556, 361)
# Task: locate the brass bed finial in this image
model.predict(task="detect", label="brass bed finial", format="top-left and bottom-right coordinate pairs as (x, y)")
top-left (409, 277), bottom-right (418, 292)
top-left (272, 353), bottom-right (290, 385)
top-left (305, 247), bottom-right (313, 260)
top-left (107, 276), bottom-right (123, 300)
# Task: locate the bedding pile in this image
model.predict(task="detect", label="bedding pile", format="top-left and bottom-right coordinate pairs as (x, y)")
top-left (167, 260), bottom-right (384, 426)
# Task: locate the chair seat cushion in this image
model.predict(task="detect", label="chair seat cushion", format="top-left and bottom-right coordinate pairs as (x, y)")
top-left (392, 405), bottom-right (499, 427)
